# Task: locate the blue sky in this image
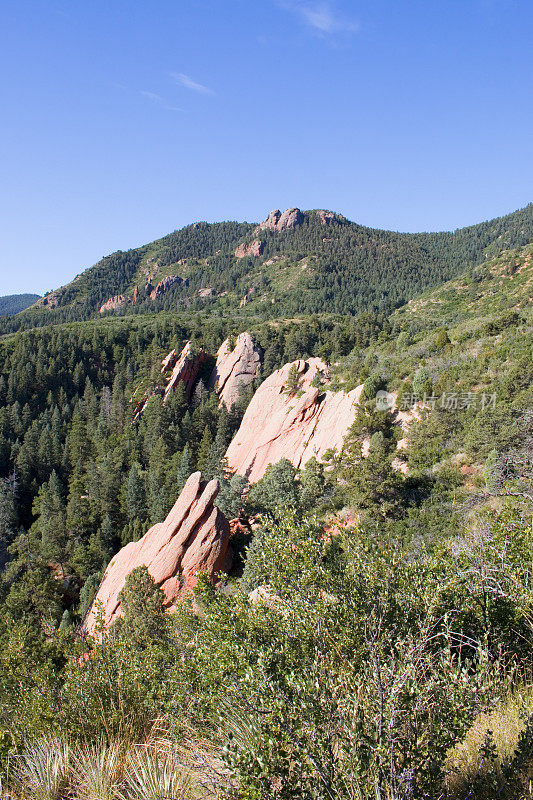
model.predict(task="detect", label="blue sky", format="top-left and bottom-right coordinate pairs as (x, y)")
top-left (1, 0), bottom-right (532, 295)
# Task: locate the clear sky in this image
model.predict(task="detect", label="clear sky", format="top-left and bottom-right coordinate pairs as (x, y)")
top-left (1, 0), bottom-right (532, 296)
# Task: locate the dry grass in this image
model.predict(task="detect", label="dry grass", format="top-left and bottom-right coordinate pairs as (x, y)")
top-left (8, 720), bottom-right (226, 800)
top-left (446, 684), bottom-right (533, 796)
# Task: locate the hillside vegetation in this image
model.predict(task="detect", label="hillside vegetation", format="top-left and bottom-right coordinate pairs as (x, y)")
top-left (3, 203), bottom-right (533, 334)
top-left (0, 207), bottom-right (532, 799)
top-left (0, 294), bottom-right (40, 317)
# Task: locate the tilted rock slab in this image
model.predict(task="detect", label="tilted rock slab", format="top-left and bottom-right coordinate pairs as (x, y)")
top-left (225, 358), bottom-right (363, 483)
top-left (150, 275), bottom-right (182, 299)
top-left (81, 472), bottom-right (232, 636)
top-left (99, 295), bottom-right (128, 313)
top-left (209, 332), bottom-right (263, 409)
top-left (163, 340), bottom-right (206, 402)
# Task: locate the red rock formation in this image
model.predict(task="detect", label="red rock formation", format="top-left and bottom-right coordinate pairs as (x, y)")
top-left (235, 239), bottom-right (264, 258)
top-left (258, 207), bottom-right (304, 232)
top-left (81, 472), bottom-right (232, 636)
top-left (163, 341), bottom-right (205, 402)
top-left (149, 275), bottom-right (182, 299)
top-left (315, 209), bottom-right (345, 225)
top-left (209, 332), bottom-right (263, 409)
top-left (225, 358), bottom-right (363, 483)
top-left (133, 286), bottom-right (139, 303)
top-left (133, 341), bottom-right (205, 420)
top-left (99, 295), bottom-right (128, 313)
top-left (161, 349), bottom-right (178, 373)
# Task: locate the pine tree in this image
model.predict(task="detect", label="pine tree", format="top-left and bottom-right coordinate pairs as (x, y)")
top-left (123, 462), bottom-right (147, 522)
top-left (285, 364), bottom-right (301, 395)
top-left (35, 471), bottom-right (70, 576)
top-left (196, 426), bottom-right (214, 475)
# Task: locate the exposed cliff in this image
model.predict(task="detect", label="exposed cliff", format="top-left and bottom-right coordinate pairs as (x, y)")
top-left (81, 472), bottom-right (232, 636)
top-left (225, 357), bottom-right (363, 483)
top-left (209, 332), bottom-right (263, 409)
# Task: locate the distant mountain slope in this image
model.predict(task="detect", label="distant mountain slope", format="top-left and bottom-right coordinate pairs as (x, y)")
top-left (2, 203), bottom-right (533, 334)
top-left (393, 242), bottom-right (532, 333)
top-left (0, 294), bottom-right (41, 316)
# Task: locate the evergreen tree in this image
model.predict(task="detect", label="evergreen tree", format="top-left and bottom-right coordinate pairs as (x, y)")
top-left (197, 426), bottom-right (214, 475)
top-left (34, 471), bottom-right (70, 576)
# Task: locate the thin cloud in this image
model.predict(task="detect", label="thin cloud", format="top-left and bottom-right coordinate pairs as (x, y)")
top-left (279, 1), bottom-right (359, 35)
top-left (140, 90), bottom-right (184, 112)
top-left (170, 72), bottom-right (214, 95)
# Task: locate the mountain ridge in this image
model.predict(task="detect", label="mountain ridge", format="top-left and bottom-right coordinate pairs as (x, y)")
top-left (2, 202), bottom-right (533, 335)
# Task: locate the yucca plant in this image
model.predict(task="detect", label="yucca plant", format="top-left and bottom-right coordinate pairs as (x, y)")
top-left (14, 737), bottom-right (70, 800)
top-left (117, 745), bottom-right (196, 800)
top-left (70, 739), bottom-right (124, 800)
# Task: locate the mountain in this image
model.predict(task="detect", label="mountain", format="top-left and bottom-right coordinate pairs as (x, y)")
top-left (3, 203), bottom-right (533, 334)
top-left (0, 293), bottom-right (41, 316)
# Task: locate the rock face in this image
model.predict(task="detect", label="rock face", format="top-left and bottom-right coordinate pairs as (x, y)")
top-left (209, 333), bottom-right (263, 409)
top-left (133, 341), bottom-right (205, 419)
top-left (258, 207), bottom-right (304, 232)
top-left (81, 472), bottom-right (232, 636)
top-left (150, 275), bottom-right (182, 300)
top-left (99, 295), bottom-right (128, 313)
top-left (235, 239), bottom-right (265, 258)
top-left (225, 358), bottom-right (363, 483)
top-left (163, 341), bottom-right (206, 402)
top-left (315, 209), bottom-right (345, 226)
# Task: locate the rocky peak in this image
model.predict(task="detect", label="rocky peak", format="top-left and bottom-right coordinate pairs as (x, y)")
top-left (209, 332), bottom-right (263, 409)
top-left (314, 209), bottom-right (346, 226)
top-left (81, 472), bottom-right (232, 636)
top-left (258, 207), bottom-right (304, 232)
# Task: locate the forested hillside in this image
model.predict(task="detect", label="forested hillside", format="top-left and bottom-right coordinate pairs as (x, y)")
top-left (0, 214), bottom-right (532, 799)
top-left (3, 203), bottom-right (533, 335)
top-left (0, 294), bottom-right (40, 316)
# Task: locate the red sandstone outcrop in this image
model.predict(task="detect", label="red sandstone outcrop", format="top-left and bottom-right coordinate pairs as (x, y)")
top-left (163, 341), bottom-right (206, 402)
top-left (235, 239), bottom-right (265, 258)
top-left (161, 349), bottom-right (178, 373)
top-left (133, 341), bottom-right (205, 419)
top-left (258, 207), bottom-right (304, 232)
top-left (315, 209), bottom-right (345, 225)
top-left (81, 472), bottom-right (232, 636)
top-left (209, 333), bottom-right (263, 409)
top-left (99, 295), bottom-right (128, 313)
top-left (225, 358), bottom-right (363, 483)
top-left (150, 275), bottom-right (182, 299)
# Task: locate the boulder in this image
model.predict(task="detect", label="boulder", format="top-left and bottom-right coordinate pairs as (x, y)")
top-left (225, 357), bottom-right (363, 483)
top-left (81, 472), bottom-right (232, 636)
top-left (258, 207), bottom-right (304, 232)
top-left (209, 332), bottom-right (263, 409)
top-left (99, 295), bottom-right (128, 313)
